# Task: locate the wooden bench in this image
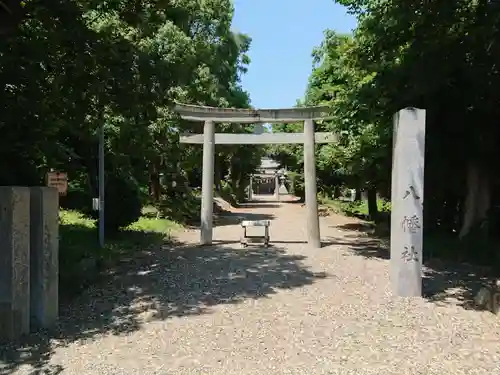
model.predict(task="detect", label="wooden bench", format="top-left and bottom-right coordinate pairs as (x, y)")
top-left (240, 220), bottom-right (270, 248)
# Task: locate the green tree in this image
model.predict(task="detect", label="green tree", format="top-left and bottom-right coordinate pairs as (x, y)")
top-left (0, 0), bottom-right (263, 226)
top-left (276, 0), bottom-right (500, 249)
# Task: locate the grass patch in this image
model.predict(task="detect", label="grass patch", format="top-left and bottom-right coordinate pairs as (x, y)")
top-left (318, 195), bottom-right (391, 220)
top-left (318, 195), bottom-right (392, 238)
top-left (59, 209), bottom-right (182, 299)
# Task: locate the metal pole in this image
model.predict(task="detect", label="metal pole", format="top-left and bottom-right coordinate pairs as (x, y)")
top-left (200, 120), bottom-right (215, 245)
top-left (303, 119), bottom-right (321, 248)
top-left (98, 122), bottom-right (105, 248)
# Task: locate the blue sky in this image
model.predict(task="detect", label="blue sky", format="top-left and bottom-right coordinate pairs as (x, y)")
top-left (232, 0), bottom-right (357, 110)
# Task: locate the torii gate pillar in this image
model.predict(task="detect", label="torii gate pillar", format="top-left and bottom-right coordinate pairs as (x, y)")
top-left (201, 120), bottom-right (215, 245)
top-left (304, 119), bottom-right (321, 248)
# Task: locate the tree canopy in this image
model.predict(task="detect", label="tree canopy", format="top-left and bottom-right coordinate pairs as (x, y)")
top-left (270, 0), bottom-right (500, 248)
top-left (0, 0), bottom-right (264, 228)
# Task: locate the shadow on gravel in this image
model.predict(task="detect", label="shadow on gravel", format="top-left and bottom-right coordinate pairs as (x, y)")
top-left (332, 222), bottom-right (497, 313)
top-left (236, 203), bottom-right (282, 209)
top-left (335, 222), bottom-right (376, 234)
top-left (1, 241), bottom-right (327, 374)
top-left (211, 239), bottom-right (351, 247)
top-left (421, 259), bottom-right (492, 310)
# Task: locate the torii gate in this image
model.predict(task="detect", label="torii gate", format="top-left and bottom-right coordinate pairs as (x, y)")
top-left (175, 102), bottom-right (336, 248)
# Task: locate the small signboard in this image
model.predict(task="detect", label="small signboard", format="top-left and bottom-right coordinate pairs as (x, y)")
top-left (46, 171), bottom-right (68, 196)
top-left (92, 198), bottom-right (99, 211)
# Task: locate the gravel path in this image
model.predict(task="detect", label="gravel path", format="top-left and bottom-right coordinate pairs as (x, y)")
top-left (3, 196), bottom-right (500, 374)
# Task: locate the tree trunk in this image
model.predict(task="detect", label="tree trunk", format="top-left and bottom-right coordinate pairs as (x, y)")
top-left (0, 1), bottom-right (25, 35)
top-left (367, 188), bottom-right (378, 221)
top-left (149, 159), bottom-right (161, 202)
top-left (459, 162), bottom-right (491, 239)
top-left (214, 158), bottom-right (222, 192)
top-left (477, 168), bottom-right (491, 238)
top-left (333, 185), bottom-right (341, 199)
top-left (355, 189), bottom-right (362, 201)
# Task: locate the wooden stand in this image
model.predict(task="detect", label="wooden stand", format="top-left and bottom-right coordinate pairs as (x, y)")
top-left (240, 220), bottom-right (270, 248)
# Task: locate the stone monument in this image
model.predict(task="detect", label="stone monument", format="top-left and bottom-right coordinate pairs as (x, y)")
top-left (0, 187), bottom-right (30, 340)
top-left (30, 187), bottom-right (59, 330)
top-left (390, 108), bottom-right (426, 297)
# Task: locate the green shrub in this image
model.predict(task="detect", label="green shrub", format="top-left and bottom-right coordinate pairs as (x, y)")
top-left (287, 172), bottom-right (304, 201)
top-left (59, 210), bottom-right (102, 297)
top-left (342, 201), bottom-right (362, 216)
top-left (220, 180), bottom-right (238, 205)
top-left (91, 173), bottom-right (142, 233)
top-left (60, 184), bottom-right (93, 215)
top-left (379, 200), bottom-right (392, 212)
top-left (157, 191), bottom-right (201, 224)
top-left (59, 210), bottom-right (181, 299)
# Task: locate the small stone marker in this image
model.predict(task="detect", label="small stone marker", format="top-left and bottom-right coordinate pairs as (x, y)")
top-left (390, 108), bottom-right (426, 297)
top-left (0, 187), bottom-right (30, 341)
top-left (474, 280), bottom-right (500, 313)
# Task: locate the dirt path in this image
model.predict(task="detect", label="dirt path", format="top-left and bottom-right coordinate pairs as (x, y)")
top-left (4, 196), bottom-right (500, 374)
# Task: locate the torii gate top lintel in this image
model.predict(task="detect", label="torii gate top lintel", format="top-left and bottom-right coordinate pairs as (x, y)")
top-left (174, 102), bottom-right (334, 123)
